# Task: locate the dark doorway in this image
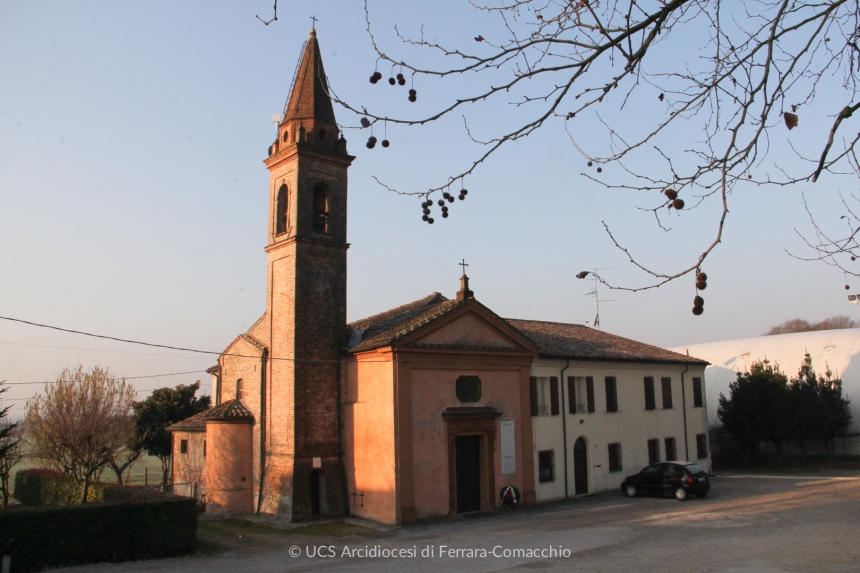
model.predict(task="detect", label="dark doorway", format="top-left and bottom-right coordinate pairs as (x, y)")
top-left (310, 470), bottom-right (321, 516)
top-left (456, 435), bottom-right (481, 513)
top-left (573, 438), bottom-right (588, 495)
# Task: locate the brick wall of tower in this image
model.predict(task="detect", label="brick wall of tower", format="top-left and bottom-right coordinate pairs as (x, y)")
top-left (260, 152), bottom-right (351, 520)
top-left (255, 29), bottom-right (352, 521)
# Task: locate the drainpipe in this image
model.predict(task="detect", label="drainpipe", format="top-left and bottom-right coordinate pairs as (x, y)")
top-left (257, 348), bottom-right (268, 513)
top-left (559, 359), bottom-right (571, 498)
top-left (680, 357), bottom-right (690, 461)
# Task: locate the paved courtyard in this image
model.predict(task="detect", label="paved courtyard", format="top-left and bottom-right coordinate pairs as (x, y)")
top-left (61, 471), bottom-right (860, 573)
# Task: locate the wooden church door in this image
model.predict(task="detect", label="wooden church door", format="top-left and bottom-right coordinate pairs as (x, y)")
top-left (455, 435), bottom-right (481, 513)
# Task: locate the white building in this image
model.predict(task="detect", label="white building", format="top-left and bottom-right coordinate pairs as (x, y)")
top-left (514, 320), bottom-right (710, 501)
top-left (671, 329), bottom-right (860, 460)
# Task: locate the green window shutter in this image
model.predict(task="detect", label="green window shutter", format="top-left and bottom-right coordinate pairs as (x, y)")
top-left (644, 377), bottom-right (656, 410)
top-left (661, 377), bottom-right (673, 409)
top-left (550, 376), bottom-right (560, 416)
top-left (530, 376), bottom-right (538, 417)
top-left (586, 377), bottom-right (595, 413)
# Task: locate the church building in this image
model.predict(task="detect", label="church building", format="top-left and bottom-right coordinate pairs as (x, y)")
top-left (169, 29), bottom-right (710, 524)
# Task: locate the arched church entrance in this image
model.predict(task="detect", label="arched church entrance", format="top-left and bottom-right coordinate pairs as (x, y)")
top-left (573, 437), bottom-right (589, 495)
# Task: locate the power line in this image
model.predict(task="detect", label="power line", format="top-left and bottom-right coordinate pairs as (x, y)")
top-left (4, 369), bottom-right (208, 385)
top-left (0, 315), bottom-right (219, 356)
top-left (0, 314), bottom-right (537, 366)
top-left (0, 340), bottom-right (216, 360)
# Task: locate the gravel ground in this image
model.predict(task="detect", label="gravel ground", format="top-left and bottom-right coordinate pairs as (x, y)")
top-left (56, 470), bottom-right (860, 573)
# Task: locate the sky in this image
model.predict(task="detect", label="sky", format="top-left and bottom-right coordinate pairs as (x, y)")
top-left (2, 1), bottom-right (858, 415)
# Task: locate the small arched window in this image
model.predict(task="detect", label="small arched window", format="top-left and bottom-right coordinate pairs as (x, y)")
top-left (276, 184), bottom-right (288, 235)
top-left (312, 183), bottom-right (329, 234)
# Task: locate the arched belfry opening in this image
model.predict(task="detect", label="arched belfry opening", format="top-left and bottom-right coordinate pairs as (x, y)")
top-left (276, 184), bottom-right (288, 235)
top-left (312, 183), bottom-right (329, 233)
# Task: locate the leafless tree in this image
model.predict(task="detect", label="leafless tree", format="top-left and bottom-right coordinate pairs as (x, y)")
top-left (0, 381), bottom-right (25, 509)
top-left (331, 0), bottom-right (860, 309)
top-left (104, 417), bottom-right (142, 486)
top-left (766, 314), bottom-right (859, 334)
top-left (25, 366), bottom-right (136, 502)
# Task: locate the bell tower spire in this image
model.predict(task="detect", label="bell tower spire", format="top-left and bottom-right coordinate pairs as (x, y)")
top-left (260, 29), bottom-right (353, 521)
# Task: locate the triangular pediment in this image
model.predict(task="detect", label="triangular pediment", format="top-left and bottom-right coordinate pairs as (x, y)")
top-left (399, 301), bottom-right (537, 353)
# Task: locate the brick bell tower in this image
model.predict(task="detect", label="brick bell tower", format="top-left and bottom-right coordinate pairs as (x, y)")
top-left (261, 28), bottom-right (353, 520)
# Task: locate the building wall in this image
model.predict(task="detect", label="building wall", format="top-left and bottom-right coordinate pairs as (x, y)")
top-left (342, 349), bottom-right (398, 524)
top-left (218, 334), bottom-right (265, 510)
top-left (171, 431), bottom-right (206, 487)
top-left (530, 359), bottom-right (709, 502)
top-left (405, 357), bottom-right (531, 520)
top-left (205, 420), bottom-right (254, 514)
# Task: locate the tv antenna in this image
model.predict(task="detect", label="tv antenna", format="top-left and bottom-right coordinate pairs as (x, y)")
top-left (584, 268), bottom-right (615, 329)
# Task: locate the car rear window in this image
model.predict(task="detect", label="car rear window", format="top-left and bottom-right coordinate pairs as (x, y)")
top-left (686, 464), bottom-right (705, 475)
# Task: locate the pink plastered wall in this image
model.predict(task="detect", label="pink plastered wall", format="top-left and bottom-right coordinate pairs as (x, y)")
top-left (410, 367), bottom-right (524, 519)
top-left (343, 352), bottom-right (398, 524)
top-left (205, 420), bottom-right (254, 514)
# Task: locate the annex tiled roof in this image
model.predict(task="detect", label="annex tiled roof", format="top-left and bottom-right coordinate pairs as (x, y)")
top-left (347, 292), bottom-right (460, 351)
top-left (167, 399), bottom-right (255, 431)
top-left (167, 411), bottom-right (206, 433)
top-left (506, 319), bottom-right (708, 365)
top-left (203, 399), bottom-right (254, 420)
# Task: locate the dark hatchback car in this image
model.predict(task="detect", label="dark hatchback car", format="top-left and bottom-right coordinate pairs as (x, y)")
top-left (620, 461), bottom-right (710, 501)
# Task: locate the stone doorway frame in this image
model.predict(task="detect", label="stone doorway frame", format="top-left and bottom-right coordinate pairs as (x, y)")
top-left (442, 407), bottom-right (502, 515)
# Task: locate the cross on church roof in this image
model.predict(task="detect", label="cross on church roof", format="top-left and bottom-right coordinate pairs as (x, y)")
top-left (310, 15), bottom-right (317, 28)
top-left (459, 259), bottom-right (469, 275)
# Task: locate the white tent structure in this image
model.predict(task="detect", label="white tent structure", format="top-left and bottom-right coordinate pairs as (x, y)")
top-left (670, 329), bottom-right (860, 459)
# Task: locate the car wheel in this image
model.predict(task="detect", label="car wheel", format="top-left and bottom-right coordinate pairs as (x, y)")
top-left (624, 485), bottom-right (637, 498)
top-left (674, 487), bottom-right (688, 501)
top-left (695, 492), bottom-right (707, 498)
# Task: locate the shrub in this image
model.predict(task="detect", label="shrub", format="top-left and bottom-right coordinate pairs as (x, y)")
top-left (0, 497), bottom-right (198, 573)
top-left (13, 469), bottom-right (114, 505)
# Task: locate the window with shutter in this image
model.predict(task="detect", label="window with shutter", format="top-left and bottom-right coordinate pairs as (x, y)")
top-left (530, 377), bottom-right (538, 417)
top-left (538, 450), bottom-right (555, 482)
top-left (693, 377), bottom-right (704, 408)
top-left (647, 438), bottom-right (660, 465)
top-left (550, 376), bottom-right (560, 416)
top-left (608, 443), bottom-right (622, 472)
top-left (665, 437), bottom-right (677, 461)
top-left (661, 377), bottom-right (673, 409)
top-left (569, 377), bottom-right (587, 413)
top-left (605, 377), bottom-right (618, 412)
top-left (696, 434), bottom-right (708, 459)
top-left (644, 377), bottom-right (656, 410)
top-left (586, 377), bottom-right (595, 413)
top-left (180, 439), bottom-right (188, 455)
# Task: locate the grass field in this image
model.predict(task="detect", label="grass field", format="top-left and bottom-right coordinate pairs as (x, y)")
top-left (9, 450), bottom-right (172, 498)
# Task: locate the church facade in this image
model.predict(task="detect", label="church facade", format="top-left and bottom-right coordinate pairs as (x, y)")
top-left (168, 30), bottom-right (710, 524)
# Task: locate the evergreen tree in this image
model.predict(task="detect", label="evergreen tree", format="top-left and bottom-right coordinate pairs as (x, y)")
top-left (133, 382), bottom-right (210, 484)
top-left (717, 360), bottom-right (789, 465)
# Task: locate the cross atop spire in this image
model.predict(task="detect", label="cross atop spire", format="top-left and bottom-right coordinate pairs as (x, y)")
top-left (456, 259), bottom-right (474, 302)
top-left (282, 29), bottom-right (336, 126)
top-left (310, 15), bottom-right (317, 29)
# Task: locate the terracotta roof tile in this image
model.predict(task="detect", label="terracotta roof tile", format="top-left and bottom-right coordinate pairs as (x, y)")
top-left (506, 319), bottom-right (708, 364)
top-left (167, 411), bottom-right (206, 432)
top-left (203, 399), bottom-right (254, 420)
top-left (347, 292), bottom-right (459, 351)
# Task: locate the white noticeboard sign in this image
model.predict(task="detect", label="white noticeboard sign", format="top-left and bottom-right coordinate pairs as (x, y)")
top-left (500, 420), bottom-right (516, 475)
